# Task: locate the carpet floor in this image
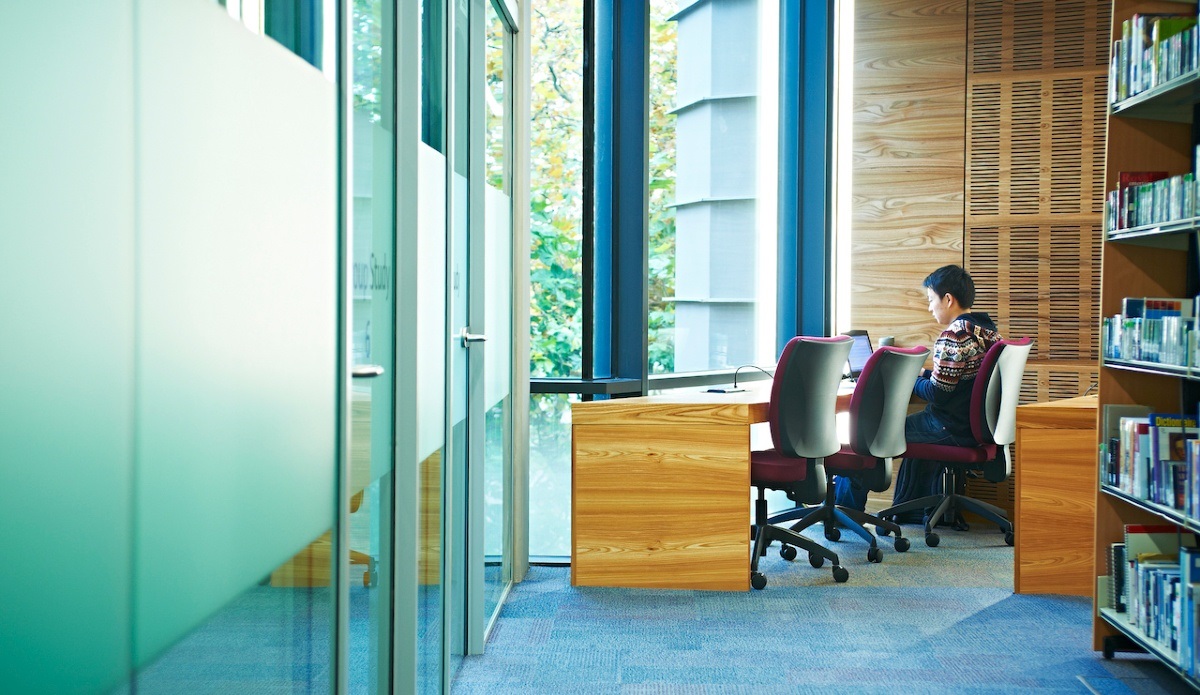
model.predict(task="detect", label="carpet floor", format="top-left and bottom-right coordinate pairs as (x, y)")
top-left (453, 526), bottom-right (1195, 694)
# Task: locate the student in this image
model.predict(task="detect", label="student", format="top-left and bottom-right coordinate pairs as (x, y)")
top-left (834, 265), bottom-right (1003, 522)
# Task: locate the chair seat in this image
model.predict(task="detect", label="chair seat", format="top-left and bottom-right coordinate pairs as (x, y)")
top-left (903, 441), bottom-right (997, 465)
top-left (750, 448), bottom-right (810, 485)
top-left (823, 446), bottom-right (876, 472)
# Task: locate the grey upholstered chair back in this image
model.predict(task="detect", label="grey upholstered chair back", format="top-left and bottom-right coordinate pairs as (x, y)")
top-left (770, 336), bottom-right (853, 460)
top-left (850, 346), bottom-right (930, 459)
top-left (986, 339), bottom-right (1032, 447)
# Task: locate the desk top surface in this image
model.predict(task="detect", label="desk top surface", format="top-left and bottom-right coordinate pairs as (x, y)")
top-left (571, 382), bottom-right (855, 427)
top-left (1015, 394), bottom-right (1097, 430)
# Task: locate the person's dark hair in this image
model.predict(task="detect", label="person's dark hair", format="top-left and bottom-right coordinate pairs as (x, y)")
top-left (923, 264), bottom-right (975, 308)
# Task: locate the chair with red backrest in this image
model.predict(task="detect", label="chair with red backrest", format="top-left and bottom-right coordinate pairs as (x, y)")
top-left (876, 337), bottom-right (1033, 548)
top-left (767, 345), bottom-right (930, 563)
top-left (750, 335), bottom-right (853, 589)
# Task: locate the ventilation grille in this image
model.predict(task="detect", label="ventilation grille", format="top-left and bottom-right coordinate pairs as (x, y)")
top-left (967, 224), bottom-right (1102, 361)
top-left (969, 0), bottom-right (1110, 74)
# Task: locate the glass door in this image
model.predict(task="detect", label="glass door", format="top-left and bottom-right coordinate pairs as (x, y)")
top-left (348, 0), bottom-right (396, 692)
top-left (479, 0), bottom-right (516, 635)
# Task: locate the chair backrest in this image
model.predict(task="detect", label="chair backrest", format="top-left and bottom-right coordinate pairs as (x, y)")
top-left (969, 337), bottom-right (1033, 447)
top-left (847, 345), bottom-right (930, 459)
top-left (769, 335), bottom-right (853, 459)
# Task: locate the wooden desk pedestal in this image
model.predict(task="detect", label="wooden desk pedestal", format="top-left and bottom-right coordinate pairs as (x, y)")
top-left (1014, 394), bottom-right (1097, 596)
top-left (571, 391), bottom-right (769, 591)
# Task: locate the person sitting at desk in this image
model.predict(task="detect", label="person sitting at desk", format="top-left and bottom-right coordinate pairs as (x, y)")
top-left (835, 264), bottom-right (1003, 523)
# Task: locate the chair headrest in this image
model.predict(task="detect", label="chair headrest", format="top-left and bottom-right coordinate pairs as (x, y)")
top-left (769, 335), bottom-right (853, 459)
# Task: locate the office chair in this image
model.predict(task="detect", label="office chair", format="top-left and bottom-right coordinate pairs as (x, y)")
top-left (876, 337), bottom-right (1032, 547)
top-left (750, 335), bottom-right (853, 588)
top-left (768, 345), bottom-right (930, 562)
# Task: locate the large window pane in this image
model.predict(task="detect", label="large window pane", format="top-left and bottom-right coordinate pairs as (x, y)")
top-left (528, 393), bottom-right (579, 557)
top-left (649, 0), bottom-right (778, 374)
top-left (529, 0), bottom-right (584, 379)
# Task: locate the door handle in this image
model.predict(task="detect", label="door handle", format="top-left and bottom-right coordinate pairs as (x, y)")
top-left (352, 364), bottom-right (385, 378)
top-left (460, 328), bottom-right (488, 347)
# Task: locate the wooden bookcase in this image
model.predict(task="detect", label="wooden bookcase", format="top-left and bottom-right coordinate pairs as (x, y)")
top-left (1094, 0), bottom-right (1200, 682)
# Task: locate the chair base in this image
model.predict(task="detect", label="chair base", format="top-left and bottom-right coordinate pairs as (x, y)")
top-left (769, 480), bottom-right (908, 561)
top-left (751, 494), bottom-right (848, 586)
top-left (876, 467), bottom-right (1013, 545)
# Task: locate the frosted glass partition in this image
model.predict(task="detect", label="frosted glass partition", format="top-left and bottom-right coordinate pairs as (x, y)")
top-left (0, 4), bottom-right (136, 692)
top-left (484, 186), bottom-right (514, 409)
top-left (133, 0), bottom-right (337, 667)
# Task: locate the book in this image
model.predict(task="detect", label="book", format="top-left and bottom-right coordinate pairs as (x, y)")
top-left (1148, 413), bottom-right (1198, 508)
top-left (1111, 542), bottom-right (1128, 613)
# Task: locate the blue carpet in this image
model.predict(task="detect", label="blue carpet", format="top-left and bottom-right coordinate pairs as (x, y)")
top-left (453, 528), bottom-right (1195, 694)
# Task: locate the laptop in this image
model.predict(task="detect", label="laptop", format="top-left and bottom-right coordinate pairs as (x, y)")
top-left (844, 331), bottom-right (873, 380)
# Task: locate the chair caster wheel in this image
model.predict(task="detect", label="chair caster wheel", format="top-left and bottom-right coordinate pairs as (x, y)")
top-left (867, 547), bottom-right (883, 563)
top-left (925, 532), bottom-right (940, 547)
top-left (809, 552), bottom-right (825, 568)
top-left (780, 544), bottom-right (798, 561)
top-left (832, 566), bottom-right (849, 583)
top-left (1005, 531), bottom-right (1014, 546)
top-left (825, 525), bottom-right (841, 542)
top-left (894, 537), bottom-right (911, 553)
top-left (751, 572), bottom-right (767, 590)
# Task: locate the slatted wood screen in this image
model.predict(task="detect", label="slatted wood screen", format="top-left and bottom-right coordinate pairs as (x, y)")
top-left (961, 0), bottom-right (1109, 517)
top-left (965, 0), bottom-right (1109, 367)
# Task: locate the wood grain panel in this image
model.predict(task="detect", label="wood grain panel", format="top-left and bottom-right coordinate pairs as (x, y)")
top-left (1015, 426), bottom-right (1096, 595)
top-left (851, 0), bottom-right (965, 345)
top-left (572, 422), bottom-right (750, 590)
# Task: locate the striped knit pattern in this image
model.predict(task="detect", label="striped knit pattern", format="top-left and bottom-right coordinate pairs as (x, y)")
top-left (930, 317), bottom-right (1003, 393)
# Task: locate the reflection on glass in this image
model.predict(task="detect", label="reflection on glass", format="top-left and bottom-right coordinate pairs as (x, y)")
top-left (648, 0), bottom-right (778, 375)
top-left (348, 0), bottom-right (396, 691)
top-left (482, 0), bottom-right (514, 627)
top-left (528, 393), bottom-right (579, 557)
top-left (528, 0), bottom-right (584, 379)
top-left (135, 553), bottom-right (333, 693)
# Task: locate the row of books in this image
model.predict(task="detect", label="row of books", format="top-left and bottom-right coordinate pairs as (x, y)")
top-left (1106, 525), bottom-right (1200, 675)
top-left (1106, 170), bottom-right (1198, 232)
top-left (1105, 413), bottom-right (1200, 514)
top-left (1110, 13), bottom-right (1199, 104)
top-left (1101, 297), bottom-right (1195, 367)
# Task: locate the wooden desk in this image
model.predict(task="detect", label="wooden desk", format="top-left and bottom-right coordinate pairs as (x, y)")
top-left (571, 387), bottom-right (771, 591)
top-left (1013, 394), bottom-right (1097, 596)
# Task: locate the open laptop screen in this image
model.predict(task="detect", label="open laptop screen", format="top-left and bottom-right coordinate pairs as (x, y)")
top-left (846, 332), bottom-right (873, 379)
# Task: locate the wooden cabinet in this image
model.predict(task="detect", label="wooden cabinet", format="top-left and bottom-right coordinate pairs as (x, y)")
top-left (1014, 395), bottom-right (1097, 596)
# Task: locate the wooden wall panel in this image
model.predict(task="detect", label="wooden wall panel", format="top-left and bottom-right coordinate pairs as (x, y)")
top-left (852, 1), bottom-right (967, 349)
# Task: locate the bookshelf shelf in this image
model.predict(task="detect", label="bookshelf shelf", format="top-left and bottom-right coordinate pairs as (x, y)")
top-left (1098, 608), bottom-right (1193, 678)
top-left (1103, 359), bottom-right (1194, 379)
top-left (1108, 221), bottom-right (1198, 248)
top-left (1102, 485), bottom-right (1200, 535)
top-left (1111, 69), bottom-right (1200, 123)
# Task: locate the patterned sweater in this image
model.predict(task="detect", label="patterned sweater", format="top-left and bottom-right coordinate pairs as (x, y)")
top-left (913, 312), bottom-right (1003, 440)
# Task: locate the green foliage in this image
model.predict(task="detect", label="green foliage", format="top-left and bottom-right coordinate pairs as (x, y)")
top-left (352, 0), bottom-right (383, 121)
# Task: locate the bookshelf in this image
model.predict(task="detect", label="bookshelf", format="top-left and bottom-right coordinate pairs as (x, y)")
top-left (1096, 1), bottom-right (1200, 685)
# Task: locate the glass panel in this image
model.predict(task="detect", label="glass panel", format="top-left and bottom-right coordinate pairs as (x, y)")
top-left (482, 0), bottom-right (514, 625)
top-left (528, 393), bottom-right (579, 557)
top-left (130, 2), bottom-right (338, 691)
top-left (528, 0), bottom-right (584, 379)
top-left (447, 0), bottom-right (470, 678)
top-left (417, 0), bottom-right (449, 679)
top-left (349, 0), bottom-right (396, 691)
top-left (649, 0), bottom-right (779, 374)
top-left (415, 141), bottom-right (448, 693)
top-left (525, 0), bottom-right (582, 564)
